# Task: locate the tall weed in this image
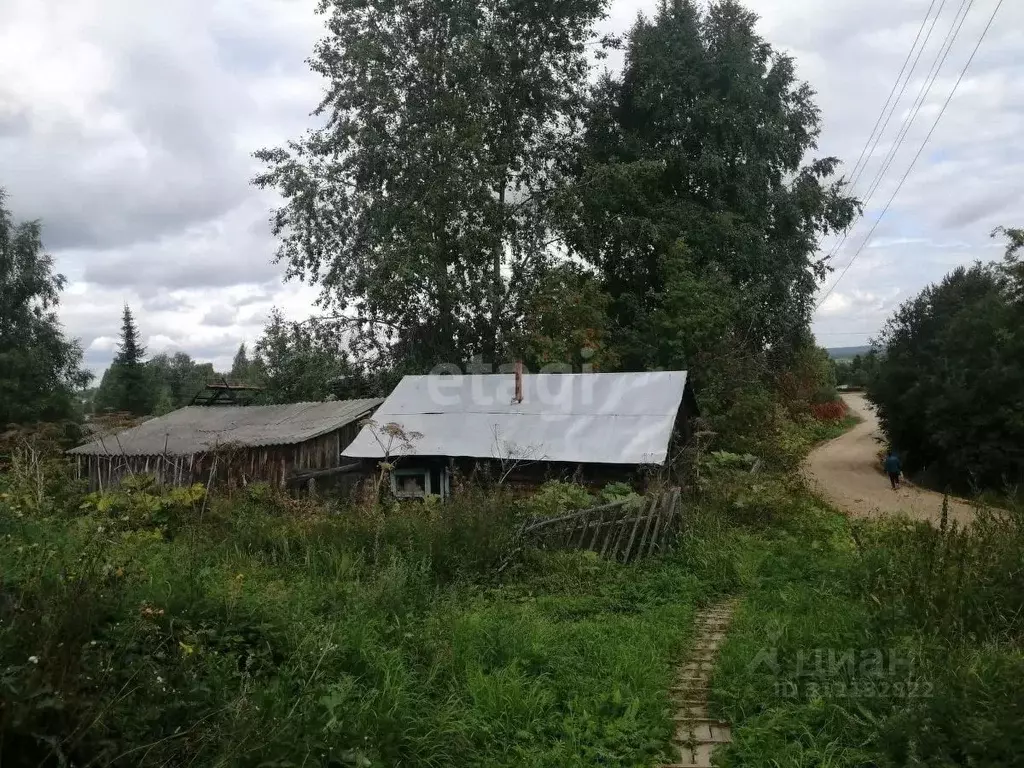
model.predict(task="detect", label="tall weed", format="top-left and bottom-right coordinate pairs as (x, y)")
top-left (853, 501), bottom-right (1024, 642)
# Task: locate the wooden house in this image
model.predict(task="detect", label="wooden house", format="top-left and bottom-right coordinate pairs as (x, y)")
top-left (342, 371), bottom-right (698, 498)
top-left (69, 399), bottom-right (381, 491)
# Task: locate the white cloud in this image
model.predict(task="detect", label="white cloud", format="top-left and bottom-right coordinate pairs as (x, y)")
top-left (1, 0), bottom-right (1019, 367)
top-left (818, 292), bottom-right (852, 315)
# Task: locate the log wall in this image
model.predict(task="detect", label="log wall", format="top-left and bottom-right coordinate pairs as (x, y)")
top-left (78, 423), bottom-right (363, 492)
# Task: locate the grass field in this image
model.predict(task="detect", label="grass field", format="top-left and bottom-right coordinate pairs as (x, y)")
top-left (1, 435), bottom-right (1021, 766)
top-left (0, 476), bottom-right (718, 767)
top-left (709, 496), bottom-right (1024, 767)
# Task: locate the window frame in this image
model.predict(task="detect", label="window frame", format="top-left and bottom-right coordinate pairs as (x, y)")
top-left (391, 467), bottom-right (431, 499)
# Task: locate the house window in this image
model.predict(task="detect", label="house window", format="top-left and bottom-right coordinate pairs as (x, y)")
top-left (392, 468), bottom-right (431, 499)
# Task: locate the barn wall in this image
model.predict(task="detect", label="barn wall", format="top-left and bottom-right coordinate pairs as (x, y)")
top-left (78, 426), bottom-right (359, 492)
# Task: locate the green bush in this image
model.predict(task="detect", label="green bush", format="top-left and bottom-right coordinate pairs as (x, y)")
top-left (519, 480), bottom-right (596, 519)
top-left (711, 488), bottom-right (1024, 768)
top-left (79, 475), bottom-right (207, 534)
top-left (0, 451), bottom-right (86, 519)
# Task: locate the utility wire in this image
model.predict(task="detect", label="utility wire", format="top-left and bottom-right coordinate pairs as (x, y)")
top-left (843, 0), bottom-right (937, 188)
top-left (859, 0), bottom-right (975, 206)
top-left (816, 0), bottom-right (1005, 311)
top-left (819, 0), bottom-right (949, 283)
top-left (823, 1), bottom-right (975, 281)
top-left (846, 0), bottom-right (947, 191)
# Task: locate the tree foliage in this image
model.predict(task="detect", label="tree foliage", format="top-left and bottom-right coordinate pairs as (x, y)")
top-left (94, 306), bottom-right (153, 417)
top-left (255, 0), bottom-right (608, 371)
top-left (833, 352), bottom-right (879, 388)
top-left (229, 343), bottom-right (260, 385)
top-left (148, 353), bottom-right (218, 412)
top-left (246, 0), bottom-right (860, 455)
top-left (559, 0), bottom-right (858, 378)
top-left (253, 309), bottom-right (378, 404)
top-left (516, 263), bottom-right (618, 372)
top-left (0, 189), bottom-right (90, 427)
top-left (869, 229), bottom-right (1024, 492)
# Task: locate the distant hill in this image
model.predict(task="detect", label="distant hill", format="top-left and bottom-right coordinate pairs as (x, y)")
top-left (827, 345), bottom-right (872, 360)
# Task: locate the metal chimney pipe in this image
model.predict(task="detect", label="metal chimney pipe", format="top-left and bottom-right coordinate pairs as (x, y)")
top-left (514, 360), bottom-right (523, 404)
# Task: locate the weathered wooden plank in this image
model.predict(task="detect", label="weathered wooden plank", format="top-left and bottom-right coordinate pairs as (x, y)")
top-left (622, 498), bottom-right (654, 563)
top-left (608, 512), bottom-right (631, 560)
top-left (588, 509), bottom-right (606, 551)
top-left (663, 489), bottom-right (681, 548)
top-left (522, 500), bottom-right (630, 534)
top-left (287, 462), bottom-right (362, 485)
top-left (510, 489), bottom-right (684, 567)
top-left (570, 509), bottom-right (592, 548)
top-left (600, 509), bottom-right (626, 558)
top-left (634, 499), bottom-right (659, 562)
top-left (647, 497), bottom-right (666, 556)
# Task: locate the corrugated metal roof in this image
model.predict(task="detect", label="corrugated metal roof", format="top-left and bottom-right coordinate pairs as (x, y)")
top-left (342, 372), bottom-right (688, 465)
top-left (69, 399), bottom-right (382, 457)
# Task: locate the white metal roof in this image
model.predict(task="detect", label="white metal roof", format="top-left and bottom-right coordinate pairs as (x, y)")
top-left (343, 372), bottom-right (688, 465)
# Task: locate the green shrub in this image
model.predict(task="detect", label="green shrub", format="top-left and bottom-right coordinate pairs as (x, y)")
top-left (877, 647), bottom-right (1024, 766)
top-left (0, 481), bottom-right (705, 767)
top-left (519, 480), bottom-right (596, 520)
top-left (599, 482), bottom-right (639, 503)
top-left (79, 474), bottom-right (206, 534)
top-left (711, 485), bottom-right (1024, 768)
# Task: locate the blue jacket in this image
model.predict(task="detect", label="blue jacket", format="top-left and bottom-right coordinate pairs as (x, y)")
top-left (883, 455), bottom-right (901, 474)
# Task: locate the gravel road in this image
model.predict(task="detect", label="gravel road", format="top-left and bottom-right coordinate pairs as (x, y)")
top-left (804, 393), bottom-right (978, 526)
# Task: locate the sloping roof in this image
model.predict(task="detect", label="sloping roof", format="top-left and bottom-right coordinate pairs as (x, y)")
top-left (342, 372), bottom-right (689, 465)
top-left (69, 399), bottom-right (382, 457)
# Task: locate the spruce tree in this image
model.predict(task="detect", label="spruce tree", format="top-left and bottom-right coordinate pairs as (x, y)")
top-left (97, 305), bottom-right (152, 416)
top-left (230, 343), bottom-right (253, 384)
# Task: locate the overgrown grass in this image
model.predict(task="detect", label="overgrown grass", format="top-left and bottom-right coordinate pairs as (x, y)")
top-left (709, 493), bottom-right (1024, 767)
top-left (804, 413), bottom-right (862, 445)
top-left (0, 477), bottom-right (709, 767)
top-left (2, 428), bottom-right (1021, 766)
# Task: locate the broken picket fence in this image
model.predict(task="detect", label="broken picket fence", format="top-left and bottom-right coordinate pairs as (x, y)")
top-left (504, 488), bottom-right (684, 568)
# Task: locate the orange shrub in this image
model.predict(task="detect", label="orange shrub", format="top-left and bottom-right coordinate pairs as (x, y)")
top-left (810, 400), bottom-right (849, 422)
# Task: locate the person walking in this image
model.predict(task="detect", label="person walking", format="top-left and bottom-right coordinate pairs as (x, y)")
top-left (883, 452), bottom-right (902, 490)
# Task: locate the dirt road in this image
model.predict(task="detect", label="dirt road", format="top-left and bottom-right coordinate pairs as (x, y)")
top-left (804, 393), bottom-right (977, 526)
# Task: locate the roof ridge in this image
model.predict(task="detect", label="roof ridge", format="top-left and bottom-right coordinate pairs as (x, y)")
top-left (376, 411), bottom-right (674, 417)
top-left (176, 398), bottom-right (383, 414)
top-left (402, 371), bottom-right (686, 378)
top-left (67, 398), bottom-right (384, 456)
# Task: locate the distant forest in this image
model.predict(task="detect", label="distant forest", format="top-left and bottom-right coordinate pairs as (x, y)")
top-left (826, 345), bottom-right (872, 360)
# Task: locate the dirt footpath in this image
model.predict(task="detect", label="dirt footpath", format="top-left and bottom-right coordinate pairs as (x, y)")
top-left (804, 393), bottom-right (977, 526)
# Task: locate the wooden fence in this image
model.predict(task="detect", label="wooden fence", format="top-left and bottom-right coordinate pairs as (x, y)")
top-left (508, 488), bottom-right (684, 567)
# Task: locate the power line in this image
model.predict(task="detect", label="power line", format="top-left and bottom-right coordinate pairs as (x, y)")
top-left (844, 0), bottom-right (941, 188)
top-left (816, 0), bottom-right (1005, 311)
top-left (846, 0), bottom-right (948, 192)
top-left (820, 0), bottom-right (949, 282)
top-left (859, 0), bottom-right (975, 206)
top-left (816, 332), bottom-right (881, 336)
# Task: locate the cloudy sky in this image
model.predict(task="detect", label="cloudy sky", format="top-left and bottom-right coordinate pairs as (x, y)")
top-left (1, 0), bottom-right (1019, 374)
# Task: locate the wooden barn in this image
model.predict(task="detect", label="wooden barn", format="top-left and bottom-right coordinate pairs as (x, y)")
top-left (342, 371), bottom-right (698, 499)
top-left (69, 399), bottom-right (382, 491)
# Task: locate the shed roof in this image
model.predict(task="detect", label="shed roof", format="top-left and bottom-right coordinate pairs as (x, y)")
top-left (69, 399), bottom-right (382, 457)
top-left (343, 372), bottom-right (689, 466)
